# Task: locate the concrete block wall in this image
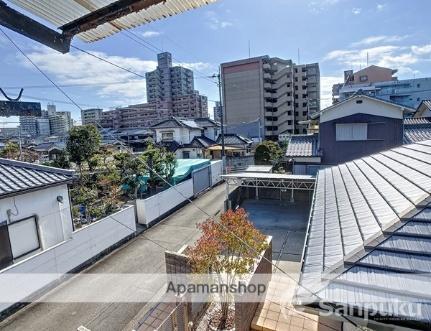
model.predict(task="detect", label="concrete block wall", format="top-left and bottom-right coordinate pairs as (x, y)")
top-left (0, 205), bottom-right (136, 315)
top-left (234, 237), bottom-right (273, 331)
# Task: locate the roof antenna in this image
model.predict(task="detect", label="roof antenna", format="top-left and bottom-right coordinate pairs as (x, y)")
top-left (366, 52), bottom-right (369, 67)
top-left (248, 40), bottom-right (251, 58)
top-left (298, 48), bottom-right (300, 65)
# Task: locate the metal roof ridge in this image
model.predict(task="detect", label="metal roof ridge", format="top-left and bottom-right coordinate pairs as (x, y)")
top-left (0, 158), bottom-right (74, 176)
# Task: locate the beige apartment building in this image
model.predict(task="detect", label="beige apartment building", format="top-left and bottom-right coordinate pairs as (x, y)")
top-left (221, 56), bottom-right (320, 139)
top-left (97, 103), bottom-right (170, 129)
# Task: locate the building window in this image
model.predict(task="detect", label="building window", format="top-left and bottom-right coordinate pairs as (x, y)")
top-left (182, 151), bottom-right (190, 159)
top-left (336, 123), bottom-right (368, 141)
top-left (359, 75), bottom-right (368, 82)
top-left (161, 131), bottom-right (174, 141)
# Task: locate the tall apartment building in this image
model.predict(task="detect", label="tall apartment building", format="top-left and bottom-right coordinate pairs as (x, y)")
top-left (146, 52), bottom-right (208, 118)
top-left (81, 108), bottom-right (103, 126)
top-left (19, 116), bottom-right (38, 137)
top-left (36, 118), bottom-right (50, 137)
top-left (49, 110), bottom-right (72, 136)
top-left (333, 65), bottom-right (431, 109)
top-left (19, 105), bottom-right (72, 137)
top-left (221, 56), bottom-right (320, 139)
top-left (99, 103), bottom-right (170, 129)
top-left (213, 101), bottom-right (222, 122)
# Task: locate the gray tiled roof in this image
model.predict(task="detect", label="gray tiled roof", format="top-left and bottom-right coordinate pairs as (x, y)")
top-left (0, 158), bottom-right (74, 198)
top-left (216, 134), bottom-right (252, 145)
top-left (285, 134), bottom-right (319, 157)
top-left (404, 117), bottom-right (431, 125)
top-left (297, 140), bottom-right (431, 327)
top-left (151, 117), bottom-right (203, 130)
top-left (403, 117), bottom-right (431, 144)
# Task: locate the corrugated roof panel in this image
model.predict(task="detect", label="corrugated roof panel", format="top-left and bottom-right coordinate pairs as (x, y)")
top-left (9, 0), bottom-right (217, 42)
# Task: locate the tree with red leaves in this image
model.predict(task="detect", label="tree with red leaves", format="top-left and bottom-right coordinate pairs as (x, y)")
top-left (188, 208), bottom-right (268, 329)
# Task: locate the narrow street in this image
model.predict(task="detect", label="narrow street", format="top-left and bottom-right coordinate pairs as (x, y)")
top-left (0, 184), bottom-right (226, 331)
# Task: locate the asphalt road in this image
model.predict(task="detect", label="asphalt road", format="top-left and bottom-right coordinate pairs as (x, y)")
top-left (0, 184), bottom-right (226, 331)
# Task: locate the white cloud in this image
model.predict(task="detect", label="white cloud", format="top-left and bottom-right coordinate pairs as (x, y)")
top-left (308, 0), bottom-right (340, 13)
top-left (205, 11), bottom-right (233, 30)
top-left (324, 41), bottom-right (431, 79)
top-left (141, 31), bottom-right (162, 38)
top-left (320, 76), bottom-right (343, 109)
top-left (411, 44), bottom-right (431, 55)
top-left (352, 7), bottom-right (362, 15)
top-left (376, 3), bottom-right (386, 11)
top-left (351, 35), bottom-right (407, 47)
top-left (324, 45), bottom-right (400, 66)
top-left (19, 46), bottom-right (212, 107)
top-left (175, 61), bottom-right (214, 72)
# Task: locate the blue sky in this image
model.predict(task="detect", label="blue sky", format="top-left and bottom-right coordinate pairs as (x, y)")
top-left (1, 0), bottom-right (431, 126)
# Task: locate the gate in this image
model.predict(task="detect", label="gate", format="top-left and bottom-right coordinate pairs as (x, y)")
top-left (192, 165), bottom-right (210, 196)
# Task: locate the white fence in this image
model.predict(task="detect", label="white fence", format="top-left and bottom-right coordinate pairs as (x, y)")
top-left (210, 160), bottom-right (223, 186)
top-left (136, 179), bottom-right (194, 225)
top-left (137, 161), bottom-right (223, 225)
top-left (0, 205), bottom-right (136, 313)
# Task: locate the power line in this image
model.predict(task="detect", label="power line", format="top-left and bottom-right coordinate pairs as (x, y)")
top-left (0, 27), bottom-right (83, 112)
top-left (2, 81), bottom-right (143, 90)
top-left (1, 28), bottom-right (361, 330)
top-left (71, 45), bottom-right (147, 80)
top-left (123, 30), bottom-right (218, 86)
top-left (17, 94), bottom-right (100, 108)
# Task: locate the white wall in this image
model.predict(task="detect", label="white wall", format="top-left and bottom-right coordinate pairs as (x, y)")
top-left (320, 97), bottom-right (404, 123)
top-left (136, 179), bottom-right (194, 225)
top-left (0, 205), bottom-right (136, 313)
top-left (175, 148), bottom-right (203, 159)
top-left (210, 160), bottom-right (223, 186)
top-left (204, 127), bottom-right (219, 141)
top-left (0, 185), bottom-right (73, 253)
top-left (155, 127), bottom-right (202, 144)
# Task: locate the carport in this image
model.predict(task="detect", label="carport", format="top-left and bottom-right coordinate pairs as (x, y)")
top-left (221, 172), bottom-right (315, 207)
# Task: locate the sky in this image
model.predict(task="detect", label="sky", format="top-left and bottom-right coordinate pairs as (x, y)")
top-left (1, 0), bottom-right (431, 127)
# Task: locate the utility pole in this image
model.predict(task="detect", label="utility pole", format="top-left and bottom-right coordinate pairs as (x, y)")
top-left (210, 69), bottom-right (225, 172)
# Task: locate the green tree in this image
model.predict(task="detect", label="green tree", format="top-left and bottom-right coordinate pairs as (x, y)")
top-left (254, 140), bottom-right (284, 165)
top-left (188, 209), bottom-right (269, 329)
top-left (66, 125), bottom-right (101, 177)
top-left (141, 139), bottom-right (176, 191)
top-left (47, 150), bottom-right (70, 169)
top-left (0, 141), bottom-right (20, 159)
top-left (114, 152), bottom-right (147, 199)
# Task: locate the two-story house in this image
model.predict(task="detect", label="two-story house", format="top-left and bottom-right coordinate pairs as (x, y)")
top-left (151, 117), bottom-right (218, 158)
top-left (316, 93), bottom-right (414, 165)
